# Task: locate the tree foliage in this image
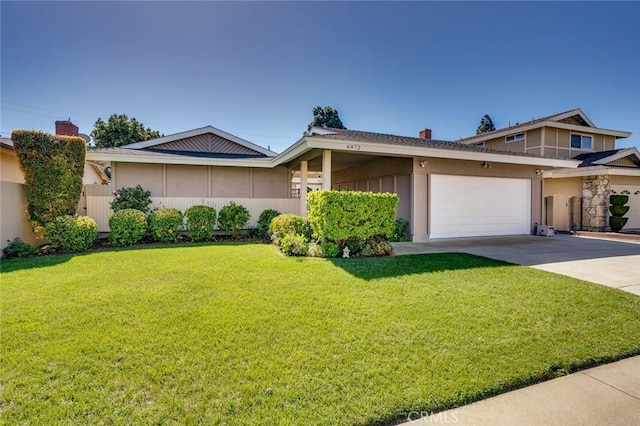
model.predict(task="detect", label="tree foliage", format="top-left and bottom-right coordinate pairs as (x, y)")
top-left (307, 106), bottom-right (346, 131)
top-left (476, 114), bottom-right (496, 134)
top-left (12, 130), bottom-right (86, 227)
top-left (91, 113), bottom-right (162, 148)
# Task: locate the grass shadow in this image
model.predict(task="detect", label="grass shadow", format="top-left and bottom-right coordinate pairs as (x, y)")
top-left (329, 252), bottom-right (513, 281)
top-left (1, 253), bottom-right (74, 273)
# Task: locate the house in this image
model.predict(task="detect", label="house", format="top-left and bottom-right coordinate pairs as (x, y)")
top-left (87, 122), bottom-right (580, 241)
top-left (455, 109), bottom-right (639, 231)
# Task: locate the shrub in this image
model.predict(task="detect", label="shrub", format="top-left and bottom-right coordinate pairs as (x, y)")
top-left (109, 209), bottom-right (147, 246)
top-left (269, 214), bottom-right (309, 246)
top-left (110, 185), bottom-right (152, 213)
top-left (217, 202), bottom-right (251, 238)
top-left (609, 194), bottom-right (630, 232)
top-left (45, 215), bottom-right (98, 252)
top-left (320, 241), bottom-right (340, 258)
top-left (389, 218), bottom-right (410, 242)
top-left (364, 235), bottom-right (394, 257)
top-left (307, 242), bottom-right (324, 257)
top-left (307, 190), bottom-right (398, 243)
top-left (148, 208), bottom-right (183, 243)
top-left (280, 234), bottom-right (308, 256)
top-left (340, 237), bottom-right (364, 256)
top-left (12, 130), bottom-right (86, 226)
top-left (3, 238), bottom-right (40, 258)
top-left (184, 205), bottom-right (217, 241)
top-left (257, 209), bottom-right (281, 239)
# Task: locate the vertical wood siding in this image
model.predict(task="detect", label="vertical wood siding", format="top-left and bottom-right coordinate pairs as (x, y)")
top-left (87, 197), bottom-right (300, 232)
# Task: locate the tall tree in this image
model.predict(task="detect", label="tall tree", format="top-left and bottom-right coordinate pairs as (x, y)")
top-left (476, 114), bottom-right (496, 134)
top-left (307, 106), bottom-right (346, 131)
top-left (91, 113), bottom-right (163, 148)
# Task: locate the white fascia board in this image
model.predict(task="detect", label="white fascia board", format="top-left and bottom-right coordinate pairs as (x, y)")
top-left (592, 147), bottom-right (640, 165)
top-left (86, 151), bottom-right (276, 168)
top-left (304, 137), bottom-right (580, 168)
top-left (121, 125), bottom-right (277, 157)
top-left (544, 165), bottom-right (640, 178)
top-left (459, 121), bottom-right (631, 145)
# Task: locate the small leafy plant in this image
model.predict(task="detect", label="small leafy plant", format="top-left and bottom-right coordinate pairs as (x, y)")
top-left (609, 194), bottom-right (629, 232)
top-left (389, 219), bottom-right (410, 242)
top-left (108, 209), bottom-right (147, 246)
top-left (110, 185), bottom-right (152, 213)
top-left (184, 205), bottom-right (217, 242)
top-left (280, 234), bottom-right (308, 256)
top-left (148, 208), bottom-right (183, 243)
top-left (218, 202), bottom-right (251, 238)
top-left (257, 209), bottom-right (281, 239)
top-left (3, 238), bottom-right (40, 258)
top-left (269, 214), bottom-right (310, 246)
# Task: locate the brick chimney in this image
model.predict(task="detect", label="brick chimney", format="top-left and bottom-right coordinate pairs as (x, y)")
top-left (55, 120), bottom-right (79, 136)
top-left (419, 128), bottom-right (432, 139)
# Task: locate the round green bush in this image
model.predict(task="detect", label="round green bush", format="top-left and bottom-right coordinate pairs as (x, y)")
top-left (109, 209), bottom-right (147, 246)
top-left (320, 241), bottom-right (340, 258)
top-left (148, 208), bottom-right (183, 243)
top-left (218, 202), bottom-right (251, 238)
top-left (45, 215), bottom-right (98, 252)
top-left (280, 234), bottom-right (308, 256)
top-left (269, 214), bottom-right (310, 246)
top-left (184, 205), bottom-right (217, 242)
top-left (257, 209), bottom-right (281, 239)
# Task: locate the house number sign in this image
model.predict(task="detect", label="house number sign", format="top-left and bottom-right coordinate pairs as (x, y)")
top-left (346, 144), bottom-right (361, 151)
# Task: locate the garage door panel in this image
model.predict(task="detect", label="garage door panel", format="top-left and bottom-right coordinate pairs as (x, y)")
top-left (430, 175), bottom-right (531, 239)
top-left (611, 186), bottom-right (640, 229)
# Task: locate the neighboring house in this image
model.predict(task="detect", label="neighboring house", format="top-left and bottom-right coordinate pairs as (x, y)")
top-left (0, 122), bottom-right (109, 251)
top-left (87, 124), bottom-right (578, 241)
top-left (457, 109), bottom-right (639, 231)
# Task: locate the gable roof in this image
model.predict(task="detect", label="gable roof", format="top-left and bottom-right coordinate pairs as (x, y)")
top-left (122, 125), bottom-right (277, 157)
top-left (457, 108), bottom-right (631, 144)
top-left (573, 147), bottom-right (640, 168)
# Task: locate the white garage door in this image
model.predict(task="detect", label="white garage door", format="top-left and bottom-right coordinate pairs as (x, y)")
top-left (611, 186), bottom-right (640, 229)
top-left (430, 175), bottom-right (531, 239)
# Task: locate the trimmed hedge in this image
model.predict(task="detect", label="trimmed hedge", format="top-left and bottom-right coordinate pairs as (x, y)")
top-left (12, 130), bottom-right (86, 226)
top-left (148, 208), bottom-right (183, 243)
top-left (218, 202), bottom-right (251, 238)
top-left (109, 209), bottom-right (147, 246)
top-left (45, 215), bottom-right (98, 252)
top-left (609, 194), bottom-right (629, 232)
top-left (307, 190), bottom-right (398, 242)
top-left (184, 205), bottom-right (217, 242)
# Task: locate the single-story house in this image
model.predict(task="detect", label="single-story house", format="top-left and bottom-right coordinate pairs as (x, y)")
top-left (455, 109), bottom-right (639, 231)
top-left (88, 119), bottom-right (590, 241)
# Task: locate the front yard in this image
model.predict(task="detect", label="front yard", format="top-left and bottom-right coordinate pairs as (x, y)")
top-left (2, 244), bottom-right (640, 425)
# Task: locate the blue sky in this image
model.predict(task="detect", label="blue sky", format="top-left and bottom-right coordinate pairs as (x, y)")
top-left (2, 1), bottom-right (639, 152)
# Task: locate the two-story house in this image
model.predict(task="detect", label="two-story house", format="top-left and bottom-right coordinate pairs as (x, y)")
top-left (457, 109), bottom-right (639, 231)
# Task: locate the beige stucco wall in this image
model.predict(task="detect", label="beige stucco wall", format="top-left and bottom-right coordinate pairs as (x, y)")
top-left (1, 181), bottom-right (40, 252)
top-left (113, 163), bottom-right (164, 195)
top-left (167, 165), bottom-right (208, 197)
top-left (1, 146), bottom-right (25, 184)
top-left (113, 162), bottom-right (291, 199)
top-left (544, 177), bottom-right (583, 198)
top-left (610, 175), bottom-right (640, 186)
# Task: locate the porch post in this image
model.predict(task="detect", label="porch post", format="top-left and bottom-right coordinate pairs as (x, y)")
top-left (300, 160), bottom-right (308, 216)
top-left (322, 150), bottom-right (332, 190)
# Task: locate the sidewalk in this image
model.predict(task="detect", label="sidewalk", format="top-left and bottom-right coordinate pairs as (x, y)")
top-left (401, 355), bottom-right (640, 425)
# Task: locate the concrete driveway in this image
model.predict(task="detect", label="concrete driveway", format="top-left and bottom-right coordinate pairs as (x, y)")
top-left (393, 234), bottom-right (640, 296)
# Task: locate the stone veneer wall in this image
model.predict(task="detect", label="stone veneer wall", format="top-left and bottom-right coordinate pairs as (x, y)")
top-left (582, 175), bottom-right (610, 231)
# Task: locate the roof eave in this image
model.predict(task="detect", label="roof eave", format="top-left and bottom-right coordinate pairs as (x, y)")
top-left (86, 151), bottom-right (277, 168)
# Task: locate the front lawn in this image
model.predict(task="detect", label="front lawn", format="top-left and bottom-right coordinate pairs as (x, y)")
top-left (2, 244), bottom-right (639, 425)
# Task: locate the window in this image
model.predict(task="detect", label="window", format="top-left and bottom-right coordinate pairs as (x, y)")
top-left (571, 134), bottom-right (592, 150)
top-left (473, 142), bottom-right (485, 148)
top-left (505, 133), bottom-right (525, 143)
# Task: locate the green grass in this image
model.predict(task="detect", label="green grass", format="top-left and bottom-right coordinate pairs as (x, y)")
top-left (2, 244), bottom-right (640, 425)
